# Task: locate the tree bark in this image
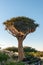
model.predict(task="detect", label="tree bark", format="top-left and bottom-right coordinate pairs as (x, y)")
top-left (17, 37), bottom-right (25, 61)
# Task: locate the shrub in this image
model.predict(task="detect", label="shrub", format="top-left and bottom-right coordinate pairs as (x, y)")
top-left (6, 61), bottom-right (25, 65)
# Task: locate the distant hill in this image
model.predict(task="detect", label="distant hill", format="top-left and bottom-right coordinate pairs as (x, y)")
top-left (4, 46), bottom-right (43, 57)
top-left (4, 46), bottom-right (37, 52)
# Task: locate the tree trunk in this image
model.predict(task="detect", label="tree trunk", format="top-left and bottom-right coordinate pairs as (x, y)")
top-left (18, 38), bottom-right (25, 61)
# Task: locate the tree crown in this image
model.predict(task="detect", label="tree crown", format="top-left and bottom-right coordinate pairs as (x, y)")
top-left (3, 16), bottom-right (39, 35)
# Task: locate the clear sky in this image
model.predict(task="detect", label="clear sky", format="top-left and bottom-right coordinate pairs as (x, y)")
top-left (0, 0), bottom-right (43, 51)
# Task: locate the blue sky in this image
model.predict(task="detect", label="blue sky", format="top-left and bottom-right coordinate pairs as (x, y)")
top-left (0, 0), bottom-right (43, 51)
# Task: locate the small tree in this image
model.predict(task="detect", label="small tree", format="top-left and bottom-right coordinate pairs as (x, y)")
top-left (3, 16), bottom-right (39, 61)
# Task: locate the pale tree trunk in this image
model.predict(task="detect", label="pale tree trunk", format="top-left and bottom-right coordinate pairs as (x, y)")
top-left (17, 37), bottom-right (25, 61)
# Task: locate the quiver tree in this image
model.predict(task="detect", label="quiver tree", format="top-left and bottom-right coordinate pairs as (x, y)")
top-left (3, 16), bottom-right (39, 61)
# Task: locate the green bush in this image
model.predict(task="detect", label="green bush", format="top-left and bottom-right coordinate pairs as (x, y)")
top-left (0, 52), bottom-right (9, 62)
top-left (6, 61), bottom-right (25, 65)
top-left (0, 52), bottom-right (10, 65)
